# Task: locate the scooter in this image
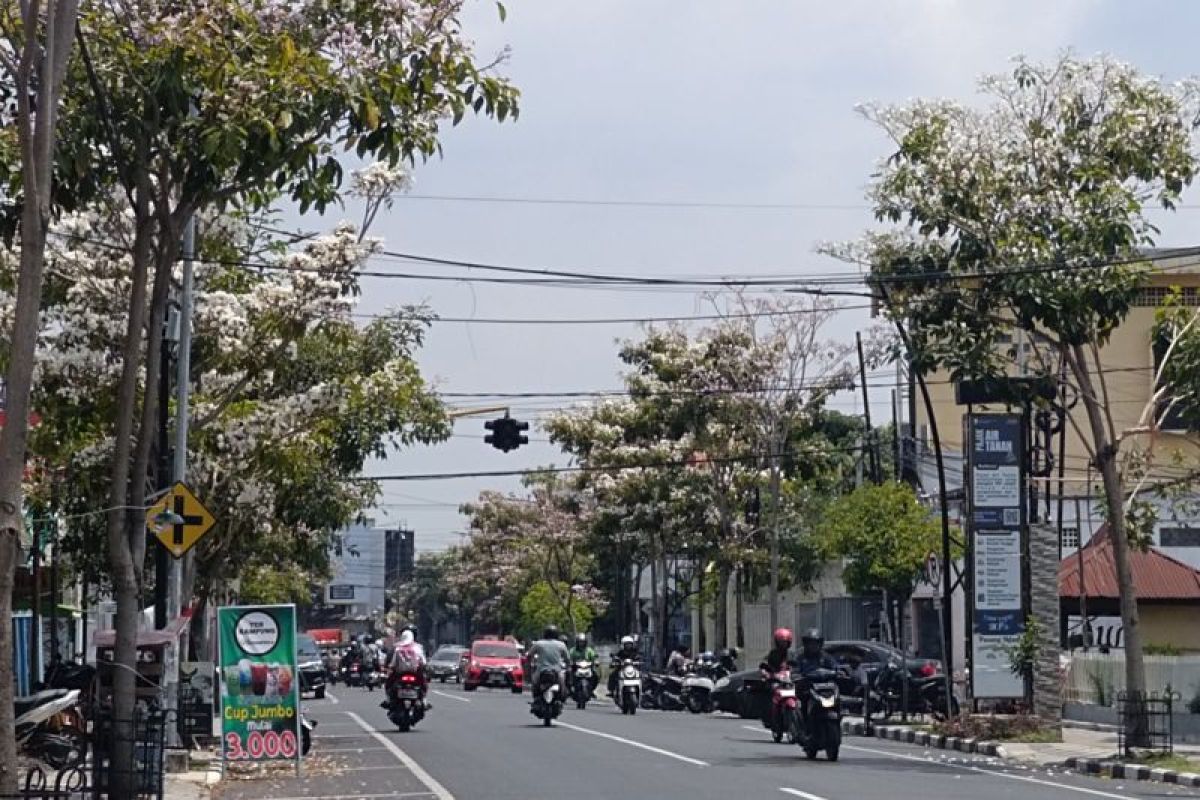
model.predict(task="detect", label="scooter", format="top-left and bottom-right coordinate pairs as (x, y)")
top-left (795, 667), bottom-right (842, 762)
top-left (385, 671), bottom-right (426, 732)
top-left (570, 661), bottom-right (595, 710)
top-left (16, 689), bottom-right (88, 769)
top-left (763, 669), bottom-right (800, 744)
top-left (343, 661), bottom-right (364, 688)
top-left (870, 659), bottom-right (958, 720)
top-left (641, 672), bottom-right (685, 710)
top-left (530, 670), bottom-right (563, 727)
top-left (681, 662), bottom-right (715, 714)
top-left (363, 663), bottom-right (382, 692)
top-left (614, 659), bottom-right (641, 715)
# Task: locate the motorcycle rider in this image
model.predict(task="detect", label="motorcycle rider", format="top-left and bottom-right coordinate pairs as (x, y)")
top-left (761, 628), bottom-right (836, 729)
top-left (608, 635), bottom-right (640, 696)
top-left (527, 624), bottom-right (571, 698)
top-left (386, 628), bottom-right (430, 708)
top-left (340, 636), bottom-right (364, 681)
top-left (719, 647), bottom-right (739, 675)
top-left (568, 633), bottom-right (598, 698)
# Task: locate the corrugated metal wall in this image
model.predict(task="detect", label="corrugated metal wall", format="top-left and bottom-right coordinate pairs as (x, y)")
top-left (744, 604), bottom-right (772, 654)
top-left (12, 613), bottom-right (31, 696)
top-left (819, 597), bottom-right (870, 641)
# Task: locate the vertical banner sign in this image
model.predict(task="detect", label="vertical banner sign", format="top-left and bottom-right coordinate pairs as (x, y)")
top-left (217, 604), bottom-right (302, 766)
top-left (967, 414), bottom-right (1026, 698)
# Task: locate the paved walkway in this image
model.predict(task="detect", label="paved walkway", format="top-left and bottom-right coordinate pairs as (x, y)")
top-left (1001, 725), bottom-right (1200, 766)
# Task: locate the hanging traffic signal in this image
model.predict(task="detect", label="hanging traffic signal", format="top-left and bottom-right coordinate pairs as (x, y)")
top-left (484, 416), bottom-right (530, 452)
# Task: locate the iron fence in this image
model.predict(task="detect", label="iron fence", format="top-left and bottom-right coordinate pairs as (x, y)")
top-left (1117, 690), bottom-right (1175, 756)
top-left (88, 709), bottom-right (167, 800)
top-left (0, 765), bottom-right (89, 800)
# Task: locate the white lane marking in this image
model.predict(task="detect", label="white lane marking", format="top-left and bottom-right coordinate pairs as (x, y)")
top-left (432, 690), bottom-right (470, 703)
top-left (844, 742), bottom-right (1140, 800)
top-left (780, 790), bottom-right (828, 800)
top-left (347, 711), bottom-right (455, 800)
top-left (743, 727), bottom-right (1137, 800)
top-left (266, 794), bottom-right (434, 800)
top-left (323, 690), bottom-right (339, 705)
top-left (557, 721), bottom-right (709, 767)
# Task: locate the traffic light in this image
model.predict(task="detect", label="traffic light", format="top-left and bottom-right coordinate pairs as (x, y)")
top-left (484, 416), bottom-right (530, 452)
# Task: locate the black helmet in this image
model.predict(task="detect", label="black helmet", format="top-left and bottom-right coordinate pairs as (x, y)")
top-left (800, 628), bottom-right (824, 657)
top-left (543, 624), bottom-right (560, 640)
top-left (575, 632), bottom-right (587, 647)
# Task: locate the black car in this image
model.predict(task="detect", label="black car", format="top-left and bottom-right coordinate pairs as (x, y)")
top-left (428, 645), bottom-right (468, 683)
top-left (297, 634), bottom-right (327, 699)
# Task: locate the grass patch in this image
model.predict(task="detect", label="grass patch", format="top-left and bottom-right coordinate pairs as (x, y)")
top-left (933, 714), bottom-right (1062, 743)
top-left (1127, 752), bottom-right (1200, 773)
top-left (1004, 729), bottom-right (1065, 743)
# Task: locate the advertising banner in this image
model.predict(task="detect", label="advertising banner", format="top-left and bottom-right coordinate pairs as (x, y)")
top-left (966, 414), bottom-right (1026, 699)
top-left (217, 604), bottom-right (302, 765)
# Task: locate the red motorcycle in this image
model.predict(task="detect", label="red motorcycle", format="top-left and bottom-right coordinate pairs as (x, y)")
top-left (763, 668), bottom-right (800, 744)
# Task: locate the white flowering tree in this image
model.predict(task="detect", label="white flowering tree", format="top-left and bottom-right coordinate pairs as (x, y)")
top-left (20, 202), bottom-right (451, 659)
top-left (1, 3), bottom-right (518, 784)
top-left (828, 54), bottom-right (1199, 723)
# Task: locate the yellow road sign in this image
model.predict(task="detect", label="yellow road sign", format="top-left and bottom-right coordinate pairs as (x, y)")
top-left (146, 482), bottom-right (216, 558)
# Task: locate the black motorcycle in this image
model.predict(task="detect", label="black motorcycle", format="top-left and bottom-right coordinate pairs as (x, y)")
top-left (640, 672), bottom-right (684, 710)
top-left (570, 660), bottom-right (596, 710)
top-left (790, 667), bottom-right (842, 761)
top-left (530, 669), bottom-right (564, 727)
top-left (870, 659), bottom-right (958, 720)
top-left (386, 671), bottom-right (426, 732)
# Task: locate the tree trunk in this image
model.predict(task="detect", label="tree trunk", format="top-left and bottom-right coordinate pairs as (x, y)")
top-left (1069, 344), bottom-right (1146, 742)
top-left (735, 566), bottom-right (746, 649)
top-left (0, 3), bottom-right (78, 789)
top-left (715, 566), bottom-right (730, 651)
top-left (632, 562), bottom-right (643, 636)
top-left (768, 463), bottom-right (782, 634)
top-left (104, 193), bottom-right (155, 798)
top-left (649, 556), bottom-right (660, 667)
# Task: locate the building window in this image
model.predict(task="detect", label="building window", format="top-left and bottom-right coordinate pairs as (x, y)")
top-left (1160, 527), bottom-right (1200, 547)
top-left (1135, 286), bottom-right (1200, 307)
top-left (1061, 527), bottom-right (1080, 550)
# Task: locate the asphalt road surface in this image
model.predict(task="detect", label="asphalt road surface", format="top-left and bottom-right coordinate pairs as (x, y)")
top-left (214, 682), bottom-right (1200, 800)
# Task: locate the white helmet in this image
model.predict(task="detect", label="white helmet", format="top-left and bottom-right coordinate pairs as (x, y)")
top-left (621, 635), bottom-right (635, 648)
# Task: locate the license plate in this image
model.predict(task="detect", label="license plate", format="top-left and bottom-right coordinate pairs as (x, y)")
top-left (777, 689), bottom-right (796, 698)
top-left (489, 674), bottom-right (506, 684)
top-left (396, 689), bottom-right (418, 699)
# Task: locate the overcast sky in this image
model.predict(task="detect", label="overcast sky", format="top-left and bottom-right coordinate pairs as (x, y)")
top-left (292, 1), bottom-right (1200, 552)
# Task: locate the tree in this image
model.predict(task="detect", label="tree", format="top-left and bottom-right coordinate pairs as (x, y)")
top-left (818, 482), bottom-right (942, 599)
top-left (518, 581), bottom-right (599, 642)
top-left (828, 54), bottom-right (1199, 721)
top-left (19, 4), bottom-right (517, 785)
top-left (0, 2), bottom-right (79, 788)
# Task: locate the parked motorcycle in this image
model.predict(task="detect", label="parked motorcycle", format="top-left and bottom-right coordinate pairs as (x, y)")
top-left (16, 689), bottom-right (88, 769)
top-left (682, 661), bottom-right (716, 714)
top-left (614, 659), bottom-right (641, 715)
top-left (386, 671), bottom-right (426, 732)
top-left (530, 670), bottom-right (563, 727)
top-left (641, 672), bottom-right (685, 710)
top-left (570, 661), bottom-right (595, 710)
top-left (870, 659), bottom-right (958, 720)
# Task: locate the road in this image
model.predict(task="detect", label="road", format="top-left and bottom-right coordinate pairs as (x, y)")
top-left (214, 681), bottom-right (1200, 800)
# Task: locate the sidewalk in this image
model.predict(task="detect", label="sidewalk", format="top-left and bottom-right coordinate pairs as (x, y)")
top-left (1002, 725), bottom-right (1200, 766)
top-left (164, 770), bottom-right (219, 800)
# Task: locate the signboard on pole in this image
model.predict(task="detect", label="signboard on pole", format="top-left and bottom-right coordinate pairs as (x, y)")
top-left (966, 413), bottom-right (1025, 698)
top-left (217, 604), bottom-right (302, 768)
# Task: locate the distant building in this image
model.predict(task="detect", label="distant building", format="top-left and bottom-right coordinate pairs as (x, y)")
top-left (311, 524), bottom-right (416, 635)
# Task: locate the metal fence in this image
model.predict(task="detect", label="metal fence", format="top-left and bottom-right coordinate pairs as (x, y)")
top-left (0, 765), bottom-right (90, 800)
top-left (88, 710), bottom-right (167, 800)
top-left (1063, 652), bottom-right (1200, 706)
top-left (1118, 691), bottom-right (1175, 756)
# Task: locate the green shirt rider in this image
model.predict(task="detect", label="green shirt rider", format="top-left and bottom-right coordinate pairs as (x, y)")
top-left (568, 633), bottom-right (598, 698)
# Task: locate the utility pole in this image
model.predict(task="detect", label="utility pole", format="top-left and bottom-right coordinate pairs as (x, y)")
top-left (856, 332), bottom-right (880, 484)
top-left (169, 217), bottom-right (194, 623)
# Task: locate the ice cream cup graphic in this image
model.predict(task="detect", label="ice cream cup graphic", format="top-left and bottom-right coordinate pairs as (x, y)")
top-left (223, 665), bottom-right (241, 697)
top-left (237, 659), bottom-right (253, 694)
top-left (276, 665), bottom-right (293, 696)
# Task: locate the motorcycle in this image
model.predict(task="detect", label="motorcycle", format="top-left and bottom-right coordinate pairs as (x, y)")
top-left (16, 689), bottom-right (88, 769)
top-left (386, 670), bottom-right (426, 732)
top-left (363, 663), bottom-right (382, 692)
top-left (343, 661), bottom-right (364, 688)
top-left (641, 672), bottom-right (684, 711)
top-left (764, 669), bottom-right (800, 744)
top-left (796, 667), bottom-right (843, 761)
top-left (530, 669), bottom-right (563, 727)
top-left (300, 712), bottom-right (317, 755)
top-left (570, 661), bottom-right (595, 710)
top-left (870, 659), bottom-right (958, 721)
top-left (681, 662), bottom-right (715, 714)
top-left (614, 659), bottom-right (641, 715)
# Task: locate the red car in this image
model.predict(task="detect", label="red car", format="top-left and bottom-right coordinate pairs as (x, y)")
top-left (463, 639), bottom-right (524, 693)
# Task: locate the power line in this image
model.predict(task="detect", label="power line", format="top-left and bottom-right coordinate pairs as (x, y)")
top-left (352, 304), bottom-right (875, 326)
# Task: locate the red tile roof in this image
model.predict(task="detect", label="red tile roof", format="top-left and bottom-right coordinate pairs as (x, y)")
top-left (1059, 525), bottom-right (1200, 600)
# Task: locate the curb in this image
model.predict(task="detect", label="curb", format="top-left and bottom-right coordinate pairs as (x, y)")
top-left (1064, 757), bottom-right (1200, 788)
top-left (841, 720), bottom-right (1200, 788)
top-left (839, 719), bottom-right (1003, 757)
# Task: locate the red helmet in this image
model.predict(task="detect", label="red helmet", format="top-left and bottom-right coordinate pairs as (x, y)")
top-left (773, 628), bottom-right (793, 649)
